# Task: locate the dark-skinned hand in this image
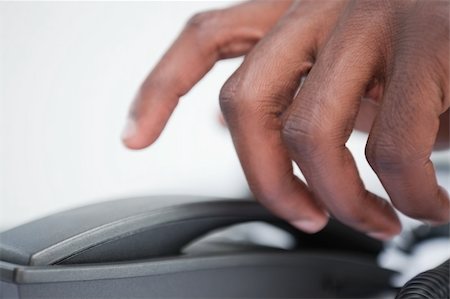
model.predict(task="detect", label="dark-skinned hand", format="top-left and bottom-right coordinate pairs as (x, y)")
top-left (122, 0), bottom-right (450, 240)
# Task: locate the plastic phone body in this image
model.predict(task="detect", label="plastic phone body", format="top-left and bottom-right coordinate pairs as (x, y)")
top-left (0, 196), bottom-right (393, 298)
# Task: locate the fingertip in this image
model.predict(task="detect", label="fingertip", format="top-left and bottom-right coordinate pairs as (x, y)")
top-left (121, 118), bottom-right (137, 141)
top-left (367, 218), bottom-right (402, 241)
top-left (121, 119), bottom-right (140, 149)
top-left (291, 215), bottom-right (329, 234)
top-left (367, 231), bottom-right (397, 241)
top-left (121, 119), bottom-right (155, 150)
top-left (421, 186), bottom-right (450, 225)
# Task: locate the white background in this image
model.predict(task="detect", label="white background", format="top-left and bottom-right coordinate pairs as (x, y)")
top-left (0, 1), bottom-right (448, 232)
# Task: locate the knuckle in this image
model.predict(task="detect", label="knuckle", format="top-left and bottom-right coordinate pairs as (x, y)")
top-left (281, 114), bottom-right (325, 158)
top-left (366, 135), bottom-right (430, 175)
top-left (186, 10), bottom-right (221, 33)
top-left (220, 70), bottom-right (296, 131)
top-left (366, 138), bottom-right (409, 174)
top-left (219, 76), bottom-right (241, 118)
top-left (219, 74), bottom-right (263, 121)
top-left (185, 10), bottom-right (225, 54)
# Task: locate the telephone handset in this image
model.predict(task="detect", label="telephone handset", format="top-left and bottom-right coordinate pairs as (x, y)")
top-left (0, 196), bottom-right (393, 298)
top-left (0, 196), bottom-right (381, 266)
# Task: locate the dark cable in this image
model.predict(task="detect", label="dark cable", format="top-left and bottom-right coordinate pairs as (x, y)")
top-left (396, 259), bottom-right (449, 299)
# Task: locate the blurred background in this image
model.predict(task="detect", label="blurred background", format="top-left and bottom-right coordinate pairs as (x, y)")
top-left (0, 0), bottom-right (448, 235)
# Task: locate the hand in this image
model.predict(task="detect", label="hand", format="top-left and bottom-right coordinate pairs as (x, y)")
top-left (123, 0), bottom-right (450, 240)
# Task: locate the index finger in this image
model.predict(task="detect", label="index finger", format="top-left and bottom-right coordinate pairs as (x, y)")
top-left (122, 0), bottom-right (292, 149)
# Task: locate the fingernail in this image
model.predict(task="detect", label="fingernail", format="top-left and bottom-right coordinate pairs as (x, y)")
top-left (121, 119), bottom-right (137, 141)
top-left (367, 231), bottom-right (393, 241)
top-left (291, 219), bottom-right (326, 234)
